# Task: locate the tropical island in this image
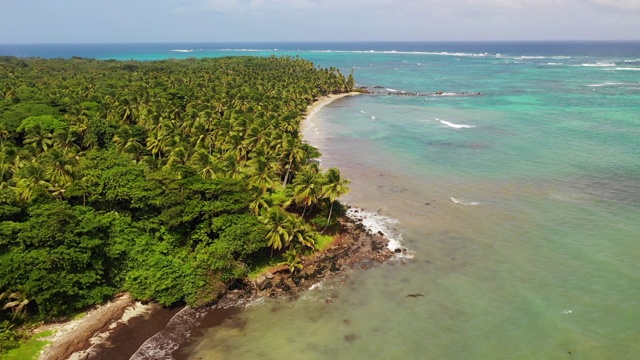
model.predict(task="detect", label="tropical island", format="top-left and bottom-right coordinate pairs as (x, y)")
top-left (0, 55), bottom-right (395, 358)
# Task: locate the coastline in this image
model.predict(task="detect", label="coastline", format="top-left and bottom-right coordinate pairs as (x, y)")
top-left (301, 92), bottom-right (361, 147)
top-left (35, 91), bottom-right (400, 360)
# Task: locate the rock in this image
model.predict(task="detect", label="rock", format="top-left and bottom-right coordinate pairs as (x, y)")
top-left (259, 280), bottom-right (272, 291)
top-left (265, 272), bottom-right (275, 279)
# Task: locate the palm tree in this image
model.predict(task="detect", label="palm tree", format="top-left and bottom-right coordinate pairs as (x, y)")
top-left (321, 168), bottom-right (350, 233)
top-left (292, 164), bottom-right (325, 216)
top-left (288, 216), bottom-right (316, 250)
top-left (23, 124), bottom-right (53, 156)
top-left (165, 146), bottom-right (192, 169)
top-left (280, 135), bottom-right (306, 186)
top-left (12, 162), bottom-right (51, 202)
top-left (259, 206), bottom-right (293, 254)
top-left (247, 155), bottom-right (277, 194)
top-left (52, 129), bottom-right (80, 157)
top-left (43, 148), bottom-right (76, 189)
top-left (189, 149), bottom-right (220, 180)
top-left (113, 125), bottom-right (143, 154)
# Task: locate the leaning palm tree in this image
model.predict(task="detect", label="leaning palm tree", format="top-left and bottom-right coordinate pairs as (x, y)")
top-left (321, 167), bottom-right (350, 233)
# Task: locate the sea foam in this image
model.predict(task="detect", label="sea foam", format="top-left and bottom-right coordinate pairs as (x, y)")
top-left (577, 62), bottom-right (615, 67)
top-left (438, 119), bottom-right (476, 129)
top-left (450, 197), bottom-right (480, 206)
top-left (587, 82), bottom-right (626, 87)
top-left (346, 207), bottom-right (411, 258)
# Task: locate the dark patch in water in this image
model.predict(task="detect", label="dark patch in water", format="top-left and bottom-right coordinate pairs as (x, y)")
top-left (343, 319), bottom-right (352, 326)
top-left (224, 315), bottom-right (247, 330)
top-left (344, 334), bottom-right (358, 343)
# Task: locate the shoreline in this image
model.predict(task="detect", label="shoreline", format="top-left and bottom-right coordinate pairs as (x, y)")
top-left (35, 91), bottom-right (399, 360)
top-left (301, 92), bottom-right (361, 146)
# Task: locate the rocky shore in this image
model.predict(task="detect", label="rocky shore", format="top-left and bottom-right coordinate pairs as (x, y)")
top-left (358, 86), bottom-right (483, 97)
top-left (218, 213), bottom-right (400, 308)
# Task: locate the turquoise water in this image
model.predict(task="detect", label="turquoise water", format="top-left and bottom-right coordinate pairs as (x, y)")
top-left (5, 43), bottom-right (639, 359)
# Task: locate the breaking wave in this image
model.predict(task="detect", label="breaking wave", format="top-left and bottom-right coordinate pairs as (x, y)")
top-left (587, 82), bottom-right (627, 87)
top-left (346, 207), bottom-right (412, 258)
top-left (438, 118), bottom-right (476, 129)
top-left (450, 197), bottom-right (480, 206)
top-left (577, 62), bottom-right (616, 67)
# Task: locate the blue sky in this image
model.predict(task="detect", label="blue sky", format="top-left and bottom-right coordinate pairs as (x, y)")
top-left (2, 0), bottom-right (639, 43)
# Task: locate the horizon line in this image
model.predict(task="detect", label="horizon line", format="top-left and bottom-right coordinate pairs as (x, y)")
top-left (2, 39), bottom-right (640, 46)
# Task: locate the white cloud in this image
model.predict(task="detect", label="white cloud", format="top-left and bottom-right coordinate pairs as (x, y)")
top-left (589, 0), bottom-right (640, 11)
top-left (199, 0), bottom-right (320, 12)
top-left (201, 0), bottom-right (240, 12)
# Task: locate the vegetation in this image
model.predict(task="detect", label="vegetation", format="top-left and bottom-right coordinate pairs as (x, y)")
top-left (0, 55), bottom-right (353, 352)
top-left (2, 330), bottom-right (54, 360)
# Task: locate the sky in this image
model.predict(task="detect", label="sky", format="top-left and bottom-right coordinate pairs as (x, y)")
top-left (1, 0), bottom-right (639, 43)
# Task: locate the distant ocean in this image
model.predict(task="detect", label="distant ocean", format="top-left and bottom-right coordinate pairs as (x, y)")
top-left (3, 42), bottom-right (639, 359)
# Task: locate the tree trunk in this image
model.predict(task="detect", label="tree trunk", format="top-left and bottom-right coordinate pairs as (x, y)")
top-left (321, 201), bottom-right (334, 234)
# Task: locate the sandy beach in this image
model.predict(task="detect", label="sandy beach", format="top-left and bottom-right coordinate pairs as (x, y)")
top-left (301, 92), bottom-right (361, 150)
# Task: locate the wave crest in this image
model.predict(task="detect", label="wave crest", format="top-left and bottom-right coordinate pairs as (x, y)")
top-left (438, 119), bottom-right (476, 129)
top-left (450, 197), bottom-right (480, 206)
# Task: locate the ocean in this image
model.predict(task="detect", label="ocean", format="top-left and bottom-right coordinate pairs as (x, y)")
top-left (2, 42), bottom-right (639, 359)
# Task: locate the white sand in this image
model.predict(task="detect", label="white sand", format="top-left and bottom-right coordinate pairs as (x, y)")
top-left (301, 92), bottom-right (361, 149)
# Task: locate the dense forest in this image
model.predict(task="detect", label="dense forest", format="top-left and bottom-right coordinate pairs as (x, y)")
top-left (0, 55), bottom-right (354, 351)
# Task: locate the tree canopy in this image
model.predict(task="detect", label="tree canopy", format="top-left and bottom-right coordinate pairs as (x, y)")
top-left (0, 54), bottom-right (353, 349)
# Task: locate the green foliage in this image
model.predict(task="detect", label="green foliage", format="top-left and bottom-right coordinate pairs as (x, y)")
top-left (2, 329), bottom-right (54, 360)
top-left (0, 55), bottom-right (353, 329)
top-left (125, 235), bottom-right (190, 306)
top-left (17, 115), bottom-right (67, 134)
top-left (314, 234), bottom-right (335, 252)
top-left (0, 103), bottom-right (60, 132)
top-left (0, 203), bottom-right (127, 317)
top-left (279, 249), bottom-right (303, 273)
top-left (0, 321), bottom-right (22, 353)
